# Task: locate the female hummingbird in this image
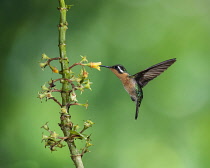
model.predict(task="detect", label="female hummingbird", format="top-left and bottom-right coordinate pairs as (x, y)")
top-left (100, 58), bottom-right (176, 120)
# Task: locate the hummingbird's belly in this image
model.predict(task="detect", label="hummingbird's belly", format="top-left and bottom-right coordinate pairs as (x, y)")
top-left (122, 79), bottom-right (137, 98)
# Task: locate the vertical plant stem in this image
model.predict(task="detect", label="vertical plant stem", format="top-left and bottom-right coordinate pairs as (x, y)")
top-left (58, 0), bottom-right (84, 167)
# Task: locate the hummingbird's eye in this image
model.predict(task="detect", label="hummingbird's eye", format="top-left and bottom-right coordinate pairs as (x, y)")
top-left (116, 65), bottom-right (125, 73)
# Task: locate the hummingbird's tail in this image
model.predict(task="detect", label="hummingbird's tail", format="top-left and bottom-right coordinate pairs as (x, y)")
top-left (135, 100), bottom-right (141, 120)
top-left (135, 90), bottom-right (143, 120)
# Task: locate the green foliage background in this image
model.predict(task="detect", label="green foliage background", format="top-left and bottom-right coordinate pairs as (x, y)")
top-left (1, 0), bottom-right (210, 168)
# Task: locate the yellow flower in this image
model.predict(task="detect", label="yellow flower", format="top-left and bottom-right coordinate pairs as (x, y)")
top-left (90, 62), bottom-right (101, 71)
top-left (82, 62), bottom-right (101, 71)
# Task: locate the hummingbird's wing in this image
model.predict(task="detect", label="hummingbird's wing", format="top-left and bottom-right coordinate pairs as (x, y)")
top-left (134, 58), bottom-right (176, 87)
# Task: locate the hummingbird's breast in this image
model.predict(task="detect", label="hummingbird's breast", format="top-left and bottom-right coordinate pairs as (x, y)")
top-left (122, 77), bottom-right (137, 99)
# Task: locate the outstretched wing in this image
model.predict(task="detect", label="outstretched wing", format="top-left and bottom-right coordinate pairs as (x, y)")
top-left (134, 58), bottom-right (176, 87)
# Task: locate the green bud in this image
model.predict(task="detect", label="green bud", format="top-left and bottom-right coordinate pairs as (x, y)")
top-left (39, 62), bottom-right (48, 69)
top-left (83, 80), bottom-right (92, 90)
top-left (41, 53), bottom-right (50, 60)
top-left (51, 131), bottom-right (59, 139)
top-left (38, 92), bottom-right (46, 100)
top-left (75, 85), bottom-right (84, 94)
top-left (70, 91), bottom-right (77, 102)
top-left (73, 124), bottom-right (80, 131)
top-left (80, 55), bottom-right (88, 63)
top-left (41, 122), bottom-right (49, 130)
top-left (42, 134), bottom-right (49, 141)
top-left (70, 75), bottom-right (76, 81)
top-left (60, 107), bottom-right (67, 114)
top-left (45, 92), bottom-right (53, 99)
top-left (75, 77), bottom-right (82, 83)
top-left (50, 146), bottom-right (57, 151)
top-left (41, 83), bottom-right (49, 91)
top-left (83, 148), bottom-right (90, 153)
top-left (56, 143), bottom-right (65, 148)
top-left (77, 102), bottom-right (88, 109)
top-left (69, 70), bottom-right (74, 75)
top-left (86, 142), bottom-right (93, 147)
top-left (84, 120), bottom-right (94, 129)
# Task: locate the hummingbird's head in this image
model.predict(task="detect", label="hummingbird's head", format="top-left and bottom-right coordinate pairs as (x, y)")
top-left (100, 64), bottom-right (127, 74)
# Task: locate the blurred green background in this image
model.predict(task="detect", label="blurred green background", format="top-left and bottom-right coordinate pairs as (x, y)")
top-left (1, 0), bottom-right (210, 168)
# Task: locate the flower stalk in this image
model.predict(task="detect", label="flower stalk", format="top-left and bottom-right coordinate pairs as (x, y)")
top-left (38, 1), bottom-right (101, 167)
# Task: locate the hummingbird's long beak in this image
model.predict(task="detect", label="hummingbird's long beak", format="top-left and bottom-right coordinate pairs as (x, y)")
top-left (100, 65), bottom-right (111, 68)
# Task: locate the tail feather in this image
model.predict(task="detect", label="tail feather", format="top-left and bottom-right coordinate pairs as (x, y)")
top-left (135, 100), bottom-right (141, 120)
top-left (135, 89), bottom-right (143, 120)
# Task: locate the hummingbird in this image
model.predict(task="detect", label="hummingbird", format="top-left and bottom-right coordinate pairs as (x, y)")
top-left (100, 58), bottom-right (176, 120)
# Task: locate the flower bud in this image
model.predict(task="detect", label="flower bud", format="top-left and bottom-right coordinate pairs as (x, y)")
top-left (70, 91), bottom-right (78, 102)
top-left (80, 55), bottom-right (88, 63)
top-left (51, 131), bottom-right (59, 139)
top-left (41, 83), bottom-right (49, 91)
top-left (83, 71), bottom-right (88, 78)
top-left (75, 85), bottom-right (84, 94)
top-left (73, 124), bottom-right (80, 131)
top-left (84, 120), bottom-right (94, 129)
top-left (50, 146), bottom-right (57, 151)
top-left (42, 53), bottom-right (50, 60)
top-left (83, 80), bottom-right (92, 90)
top-left (86, 142), bottom-right (93, 147)
top-left (45, 92), bottom-right (53, 99)
top-left (41, 122), bottom-right (49, 130)
top-left (42, 134), bottom-right (49, 141)
top-left (39, 62), bottom-right (48, 69)
top-left (56, 143), bottom-right (65, 148)
top-left (60, 107), bottom-right (67, 114)
top-left (38, 92), bottom-right (46, 100)
top-left (49, 65), bottom-right (59, 73)
top-left (77, 102), bottom-right (88, 109)
top-left (79, 69), bottom-right (89, 79)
